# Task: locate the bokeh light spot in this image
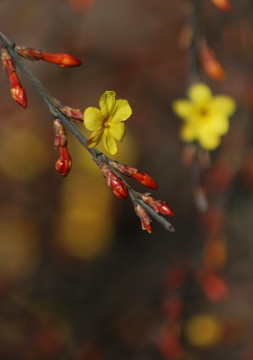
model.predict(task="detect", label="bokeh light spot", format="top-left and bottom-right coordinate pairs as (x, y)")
top-left (185, 314), bottom-right (223, 347)
top-left (0, 126), bottom-right (51, 182)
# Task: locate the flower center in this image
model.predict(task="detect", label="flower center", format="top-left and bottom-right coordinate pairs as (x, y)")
top-left (199, 107), bottom-right (208, 116)
top-left (103, 117), bottom-right (110, 128)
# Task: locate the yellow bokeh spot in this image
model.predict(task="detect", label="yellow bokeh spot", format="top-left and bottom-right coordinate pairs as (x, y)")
top-left (0, 209), bottom-right (41, 278)
top-left (54, 173), bottom-right (114, 259)
top-left (0, 125), bottom-right (51, 182)
top-left (185, 314), bottom-right (223, 347)
top-left (55, 205), bottom-right (113, 259)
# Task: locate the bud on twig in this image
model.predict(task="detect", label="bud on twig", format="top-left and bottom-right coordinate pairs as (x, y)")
top-left (141, 193), bottom-right (174, 216)
top-left (109, 160), bottom-right (137, 176)
top-left (42, 52), bottom-right (81, 67)
top-left (210, 0), bottom-right (231, 12)
top-left (109, 160), bottom-right (158, 189)
top-left (131, 172), bottom-right (158, 189)
top-left (199, 41), bottom-right (226, 81)
top-left (55, 146), bottom-right (72, 176)
top-left (16, 47), bottom-right (43, 61)
top-left (53, 118), bottom-right (67, 147)
top-left (1, 48), bottom-right (27, 108)
top-left (17, 46), bottom-right (81, 67)
top-left (134, 202), bottom-right (152, 233)
top-left (59, 104), bottom-right (83, 122)
top-left (99, 161), bottom-right (128, 199)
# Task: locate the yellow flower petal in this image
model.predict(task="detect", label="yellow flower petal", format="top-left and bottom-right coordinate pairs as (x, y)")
top-left (180, 123), bottom-right (197, 142)
top-left (99, 91), bottom-right (116, 117)
top-left (86, 129), bottom-right (103, 148)
top-left (109, 122), bottom-right (125, 141)
top-left (198, 128), bottom-right (221, 150)
top-left (209, 114), bottom-right (229, 135)
top-left (188, 82), bottom-right (212, 103)
top-left (172, 100), bottom-right (193, 120)
top-left (84, 107), bottom-right (103, 131)
top-left (103, 128), bottom-right (117, 155)
top-left (111, 99), bottom-right (132, 123)
top-left (212, 95), bottom-right (236, 116)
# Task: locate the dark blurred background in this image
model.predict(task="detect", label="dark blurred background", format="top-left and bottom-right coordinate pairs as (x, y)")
top-left (0, 0), bottom-right (253, 359)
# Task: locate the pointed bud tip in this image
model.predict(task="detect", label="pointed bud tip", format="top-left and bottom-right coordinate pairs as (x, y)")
top-left (132, 172), bottom-right (158, 189)
top-left (146, 224), bottom-right (152, 233)
top-left (211, 0), bottom-right (231, 12)
top-left (11, 87), bottom-right (27, 108)
top-left (110, 178), bottom-right (128, 199)
top-left (159, 204), bottom-right (175, 217)
top-left (55, 146), bottom-right (72, 176)
top-left (42, 52), bottom-right (82, 67)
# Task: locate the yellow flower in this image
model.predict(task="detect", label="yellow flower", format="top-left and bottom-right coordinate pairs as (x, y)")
top-left (84, 91), bottom-right (132, 155)
top-left (172, 82), bottom-right (236, 150)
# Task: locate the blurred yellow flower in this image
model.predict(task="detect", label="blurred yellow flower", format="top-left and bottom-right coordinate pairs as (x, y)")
top-left (84, 90), bottom-right (132, 155)
top-left (172, 82), bottom-right (236, 150)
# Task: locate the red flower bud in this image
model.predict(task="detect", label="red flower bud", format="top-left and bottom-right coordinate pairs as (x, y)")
top-left (9, 72), bottom-right (27, 108)
top-left (1, 48), bottom-right (15, 74)
top-left (1, 48), bottom-right (27, 108)
top-left (53, 119), bottom-right (67, 147)
top-left (134, 202), bottom-right (152, 233)
top-left (59, 104), bottom-right (84, 122)
top-left (41, 52), bottom-right (81, 67)
top-left (108, 175), bottom-right (128, 200)
top-left (158, 202), bottom-right (175, 216)
top-left (198, 271), bottom-right (228, 302)
top-left (211, 0), bottom-right (231, 12)
top-left (131, 172), bottom-right (158, 189)
top-left (98, 161), bottom-right (128, 199)
top-left (109, 160), bottom-right (137, 176)
top-left (199, 41), bottom-right (226, 81)
top-left (55, 146), bottom-right (72, 176)
top-left (17, 47), bottom-right (43, 61)
top-left (141, 193), bottom-right (174, 216)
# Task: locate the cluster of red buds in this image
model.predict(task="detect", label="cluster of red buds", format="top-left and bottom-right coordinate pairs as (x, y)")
top-left (53, 118), bottom-right (72, 177)
top-left (0, 44), bottom-right (82, 110)
top-left (210, 0), bottom-right (231, 12)
top-left (103, 160), bottom-right (175, 233)
top-left (16, 46), bottom-right (81, 67)
top-left (0, 46), bottom-right (27, 108)
top-left (0, 40), bottom-right (82, 177)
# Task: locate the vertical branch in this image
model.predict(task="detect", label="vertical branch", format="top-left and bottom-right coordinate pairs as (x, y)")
top-left (189, 0), bottom-right (202, 84)
top-left (188, 0), bottom-right (208, 211)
